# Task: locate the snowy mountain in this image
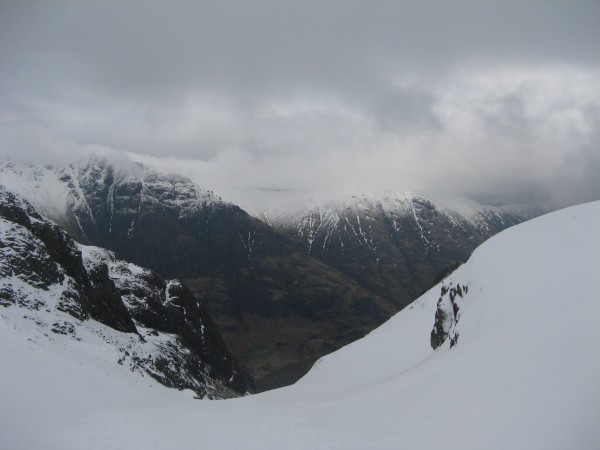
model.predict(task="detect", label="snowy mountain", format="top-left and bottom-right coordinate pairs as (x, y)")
top-left (0, 186), bottom-right (251, 398)
top-left (0, 158), bottom-right (224, 246)
top-left (0, 158), bottom-right (540, 391)
top-left (0, 158), bottom-right (539, 390)
top-left (250, 190), bottom-right (540, 307)
top-left (2, 198), bottom-right (598, 449)
top-left (1, 158), bottom-right (399, 390)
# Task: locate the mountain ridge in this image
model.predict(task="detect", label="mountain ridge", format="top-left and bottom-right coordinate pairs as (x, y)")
top-left (248, 189), bottom-right (540, 308)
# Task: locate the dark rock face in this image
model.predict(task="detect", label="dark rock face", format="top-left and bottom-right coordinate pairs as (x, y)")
top-left (81, 246), bottom-right (253, 394)
top-left (0, 185), bottom-right (251, 398)
top-left (0, 186), bottom-right (135, 331)
top-left (430, 282), bottom-right (469, 349)
top-left (86, 263), bottom-right (139, 333)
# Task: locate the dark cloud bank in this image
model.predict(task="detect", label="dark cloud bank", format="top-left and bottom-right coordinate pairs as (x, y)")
top-left (1, 0), bottom-right (599, 209)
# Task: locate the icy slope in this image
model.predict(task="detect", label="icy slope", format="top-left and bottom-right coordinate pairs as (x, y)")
top-left (2, 200), bottom-right (598, 449)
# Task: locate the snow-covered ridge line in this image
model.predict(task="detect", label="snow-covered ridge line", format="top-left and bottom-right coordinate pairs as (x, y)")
top-left (247, 189), bottom-right (539, 228)
top-left (249, 188), bottom-right (540, 276)
top-left (0, 158), bottom-right (540, 235)
top-left (0, 157), bottom-right (229, 230)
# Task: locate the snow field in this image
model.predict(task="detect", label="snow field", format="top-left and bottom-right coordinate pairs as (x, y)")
top-left (1, 201), bottom-right (599, 449)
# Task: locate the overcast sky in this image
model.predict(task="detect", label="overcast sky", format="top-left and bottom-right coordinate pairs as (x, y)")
top-left (1, 0), bottom-right (599, 208)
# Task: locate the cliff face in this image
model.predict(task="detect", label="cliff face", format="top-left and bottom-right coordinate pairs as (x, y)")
top-left (0, 185), bottom-right (251, 398)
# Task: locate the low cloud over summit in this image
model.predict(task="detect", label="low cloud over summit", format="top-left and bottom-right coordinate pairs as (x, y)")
top-left (1, 1), bottom-right (599, 209)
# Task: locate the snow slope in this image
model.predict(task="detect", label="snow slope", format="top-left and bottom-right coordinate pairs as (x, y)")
top-left (2, 201), bottom-right (600, 449)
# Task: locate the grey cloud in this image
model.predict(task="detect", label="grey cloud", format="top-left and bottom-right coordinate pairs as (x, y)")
top-left (548, 105), bottom-right (600, 208)
top-left (361, 86), bottom-right (442, 133)
top-left (479, 92), bottom-right (533, 141)
top-left (2, 1), bottom-right (599, 99)
top-left (1, 1), bottom-right (600, 208)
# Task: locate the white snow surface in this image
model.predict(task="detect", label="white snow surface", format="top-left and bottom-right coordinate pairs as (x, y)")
top-left (2, 201), bottom-right (600, 449)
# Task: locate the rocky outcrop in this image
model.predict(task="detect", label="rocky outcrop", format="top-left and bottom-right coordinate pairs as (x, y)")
top-left (0, 186), bottom-right (136, 332)
top-left (0, 185), bottom-right (251, 398)
top-left (430, 282), bottom-right (469, 349)
top-left (81, 246), bottom-right (253, 394)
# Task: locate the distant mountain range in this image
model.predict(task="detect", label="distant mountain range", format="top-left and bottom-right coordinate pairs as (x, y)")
top-left (0, 157), bottom-right (540, 390)
top-left (253, 191), bottom-right (539, 307)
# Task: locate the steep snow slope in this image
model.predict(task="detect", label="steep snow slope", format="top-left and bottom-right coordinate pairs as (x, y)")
top-left (2, 201), bottom-right (598, 449)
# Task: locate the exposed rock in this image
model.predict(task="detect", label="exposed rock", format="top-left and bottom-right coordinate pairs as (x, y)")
top-left (81, 246), bottom-right (254, 394)
top-left (430, 281), bottom-right (469, 349)
top-left (0, 185), bottom-right (251, 398)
